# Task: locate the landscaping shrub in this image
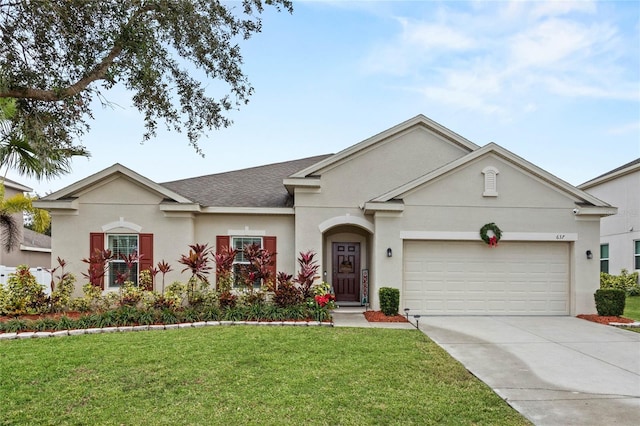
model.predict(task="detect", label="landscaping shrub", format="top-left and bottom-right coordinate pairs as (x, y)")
top-left (218, 291), bottom-right (237, 309)
top-left (1, 265), bottom-right (48, 315)
top-left (49, 273), bottom-right (76, 313)
top-left (295, 251), bottom-right (320, 299)
top-left (600, 269), bottom-right (640, 296)
top-left (0, 249), bottom-right (340, 332)
top-left (594, 288), bottom-right (626, 316)
top-left (120, 281), bottom-right (144, 307)
top-left (379, 287), bottom-right (400, 316)
top-left (273, 273), bottom-right (303, 308)
top-left (308, 282), bottom-right (336, 322)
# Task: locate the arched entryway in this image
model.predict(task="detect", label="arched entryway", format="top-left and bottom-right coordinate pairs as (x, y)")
top-left (323, 225), bottom-right (371, 306)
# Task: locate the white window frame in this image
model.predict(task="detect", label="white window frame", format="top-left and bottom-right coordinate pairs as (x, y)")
top-left (107, 234), bottom-right (139, 288)
top-left (231, 236), bottom-right (263, 288)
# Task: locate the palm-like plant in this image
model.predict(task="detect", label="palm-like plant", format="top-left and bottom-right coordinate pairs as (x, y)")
top-left (0, 183), bottom-right (49, 251)
top-left (157, 260), bottom-right (173, 294)
top-left (1, 98), bottom-right (89, 181)
top-left (0, 97), bottom-right (87, 251)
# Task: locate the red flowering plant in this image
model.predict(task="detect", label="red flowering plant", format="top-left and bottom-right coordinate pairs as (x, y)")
top-left (308, 282), bottom-right (336, 322)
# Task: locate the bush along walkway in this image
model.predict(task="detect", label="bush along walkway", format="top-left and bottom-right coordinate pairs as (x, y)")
top-left (0, 319), bottom-right (333, 340)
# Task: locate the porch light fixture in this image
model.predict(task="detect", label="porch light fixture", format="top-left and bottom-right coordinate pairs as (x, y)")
top-left (586, 250), bottom-right (593, 260)
top-left (404, 307), bottom-right (410, 321)
top-left (387, 248), bottom-right (392, 257)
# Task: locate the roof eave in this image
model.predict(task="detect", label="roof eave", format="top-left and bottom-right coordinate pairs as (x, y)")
top-left (200, 206), bottom-right (295, 215)
top-left (41, 163), bottom-right (193, 203)
top-left (159, 202), bottom-right (201, 212)
top-left (363, 201), bottom-right (405, 215)
top-left (575, 206), bottom-right (618, 217)
top-left (33, 198), bottom-right (79, 211)
top-left (283, 177), bottom-right (321, 194)
top-left (578, 161), bottom-right (640, 190)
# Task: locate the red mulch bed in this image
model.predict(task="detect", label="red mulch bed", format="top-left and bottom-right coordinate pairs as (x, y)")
top-left (0, 312), bottom-right (85, 323)
top-left (364, 310), bottom-right (409, 323)
top-left (576, 314), bottom-right (635, 325)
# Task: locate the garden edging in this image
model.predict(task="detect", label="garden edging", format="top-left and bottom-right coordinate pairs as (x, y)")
top-left (0, 319), bottom-right (334, 340)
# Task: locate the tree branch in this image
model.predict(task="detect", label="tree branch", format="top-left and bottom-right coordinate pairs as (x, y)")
top-left (0, 3), bottom-right (157, 102)
top-left (0, 43), bottom-right (123, 101)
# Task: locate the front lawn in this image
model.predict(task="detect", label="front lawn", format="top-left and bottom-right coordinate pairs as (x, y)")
top-left (0, 327), bottom-right (529, 425)
top-left (623, 295), bottom-right (640, 321)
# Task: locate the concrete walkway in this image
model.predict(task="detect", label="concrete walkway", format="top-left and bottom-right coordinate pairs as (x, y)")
top-left (332, 311), bottom-right (640, 426)
top-left (331, 308), bottom-right (414, 329)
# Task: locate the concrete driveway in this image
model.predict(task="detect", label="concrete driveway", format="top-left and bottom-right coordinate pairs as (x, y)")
top-left (415, 316), bottom-right (640, 426)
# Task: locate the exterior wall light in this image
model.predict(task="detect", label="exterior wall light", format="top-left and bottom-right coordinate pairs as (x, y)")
top-left (586, 250), bottom-right (593, 259)
top-left (387, 248), bottom-right (392, 257)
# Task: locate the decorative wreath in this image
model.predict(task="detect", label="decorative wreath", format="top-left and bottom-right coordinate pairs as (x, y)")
top-left (480, 222), bottom-right (502, 247)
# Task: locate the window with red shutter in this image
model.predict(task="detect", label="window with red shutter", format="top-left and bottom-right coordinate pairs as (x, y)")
top-left (89, 233), bottom-right (154, 288)
top-left (217, 235), bottom-right (277, 289)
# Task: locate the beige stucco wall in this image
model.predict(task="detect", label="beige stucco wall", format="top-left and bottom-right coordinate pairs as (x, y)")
top-left (583, 170), bottom-right (640, 274)
top-left (311, 126), bottom-right (470, 207)
top-left (293, 149), bottom-right (601, 315)
top-left (47, 175), bottom-right (298, 296)
top-left (1, 245), bottom-right (50, 269)
top-left (49, 176), bottom-right (195, 296)
top-left (368, 155), bottom-right (600, 315)
top-left (194, 214), bottom-right (296, 280)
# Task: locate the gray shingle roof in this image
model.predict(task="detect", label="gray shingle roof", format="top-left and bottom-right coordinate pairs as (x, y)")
top-left (22, 228), bottom-right (51, 250)
top-left (161, 154), bottom-right (332, 208)
top-left (580, 158), bottom-right (640, 187)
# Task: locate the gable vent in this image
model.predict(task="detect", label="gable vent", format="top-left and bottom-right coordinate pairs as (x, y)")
top-left (482, 166), bottom-right (499, 197)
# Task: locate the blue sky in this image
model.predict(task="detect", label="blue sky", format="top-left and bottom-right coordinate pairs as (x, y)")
top-left (8, 0), bottom-right (640, 195)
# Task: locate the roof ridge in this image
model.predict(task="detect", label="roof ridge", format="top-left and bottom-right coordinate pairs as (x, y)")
top-left (579, 158), bottom-right (640, 186)
top-left (161, 154), bottom-right (332, 185)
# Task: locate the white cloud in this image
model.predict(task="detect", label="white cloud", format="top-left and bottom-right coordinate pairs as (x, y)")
top-left (530, 0), bottom-right (597, 19)
top-left (543, 76), bottom-right (639, 100)
top-left (360, 1), bottom-right (638, 115)
top-left (398, 18), bottom-right (476, 51)
top-left (508, 18), bottom-right (618, 70)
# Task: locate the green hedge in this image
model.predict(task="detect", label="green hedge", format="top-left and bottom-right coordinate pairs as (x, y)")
top-left (594, 288), bottom-right (626, 317)
top-left (600, 269), bottom-right (640, 296)
top-left (379, 287), bottom-right (399, 316)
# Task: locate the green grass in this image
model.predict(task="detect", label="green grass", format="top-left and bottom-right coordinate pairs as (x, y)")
top-left (0, 327), bottom-right (529, 425)
top-left (623, 295), bottom-right (640, 321)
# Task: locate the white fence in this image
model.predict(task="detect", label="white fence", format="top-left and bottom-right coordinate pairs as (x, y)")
top-left (0, 266), bottom-right (53, 295)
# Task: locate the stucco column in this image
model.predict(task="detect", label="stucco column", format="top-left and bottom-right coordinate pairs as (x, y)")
top-left (371, 212), bottom-right (403, 311)
top-left (573, 217), bottom-right (602, 315)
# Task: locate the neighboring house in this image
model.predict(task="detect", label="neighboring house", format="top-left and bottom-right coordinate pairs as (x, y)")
top-left (578, 159), bottom-right (640, 276)
top-left (0, 178), bottom-right (51, 269)
top-left (34, 115), bottom-right (614, 315)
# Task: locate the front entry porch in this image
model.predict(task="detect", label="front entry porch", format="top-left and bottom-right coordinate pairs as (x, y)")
top-left (323, 225), bottom-right (370, 306)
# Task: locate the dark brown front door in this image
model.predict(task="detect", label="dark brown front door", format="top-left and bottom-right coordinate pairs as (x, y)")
top-left (332, 242), bottom-right (360, 302)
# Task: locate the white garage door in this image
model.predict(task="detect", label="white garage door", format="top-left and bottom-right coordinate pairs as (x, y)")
top-left (403, 241), bottom-right (570, 315)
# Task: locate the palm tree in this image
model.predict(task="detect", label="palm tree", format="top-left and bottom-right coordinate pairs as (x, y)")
top-left (0, 98), bottom-right (89, 181)
top-left (0, 182), bottom-right (49, 251)
top-left (0, 98), bottom-right (87, 251)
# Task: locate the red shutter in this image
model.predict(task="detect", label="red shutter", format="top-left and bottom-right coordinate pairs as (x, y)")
top-left (139, 233), bottom-right (153, 272)
top-left (89, 232), bottom-right (105, 289)
top-left (263, 236), bottom-right (277, 280)
top-left (216, 235), bottom-right (230, 282)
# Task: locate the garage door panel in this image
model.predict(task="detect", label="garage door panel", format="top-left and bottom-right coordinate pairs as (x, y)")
top-left (403, 241), bottom-right (569, 315)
